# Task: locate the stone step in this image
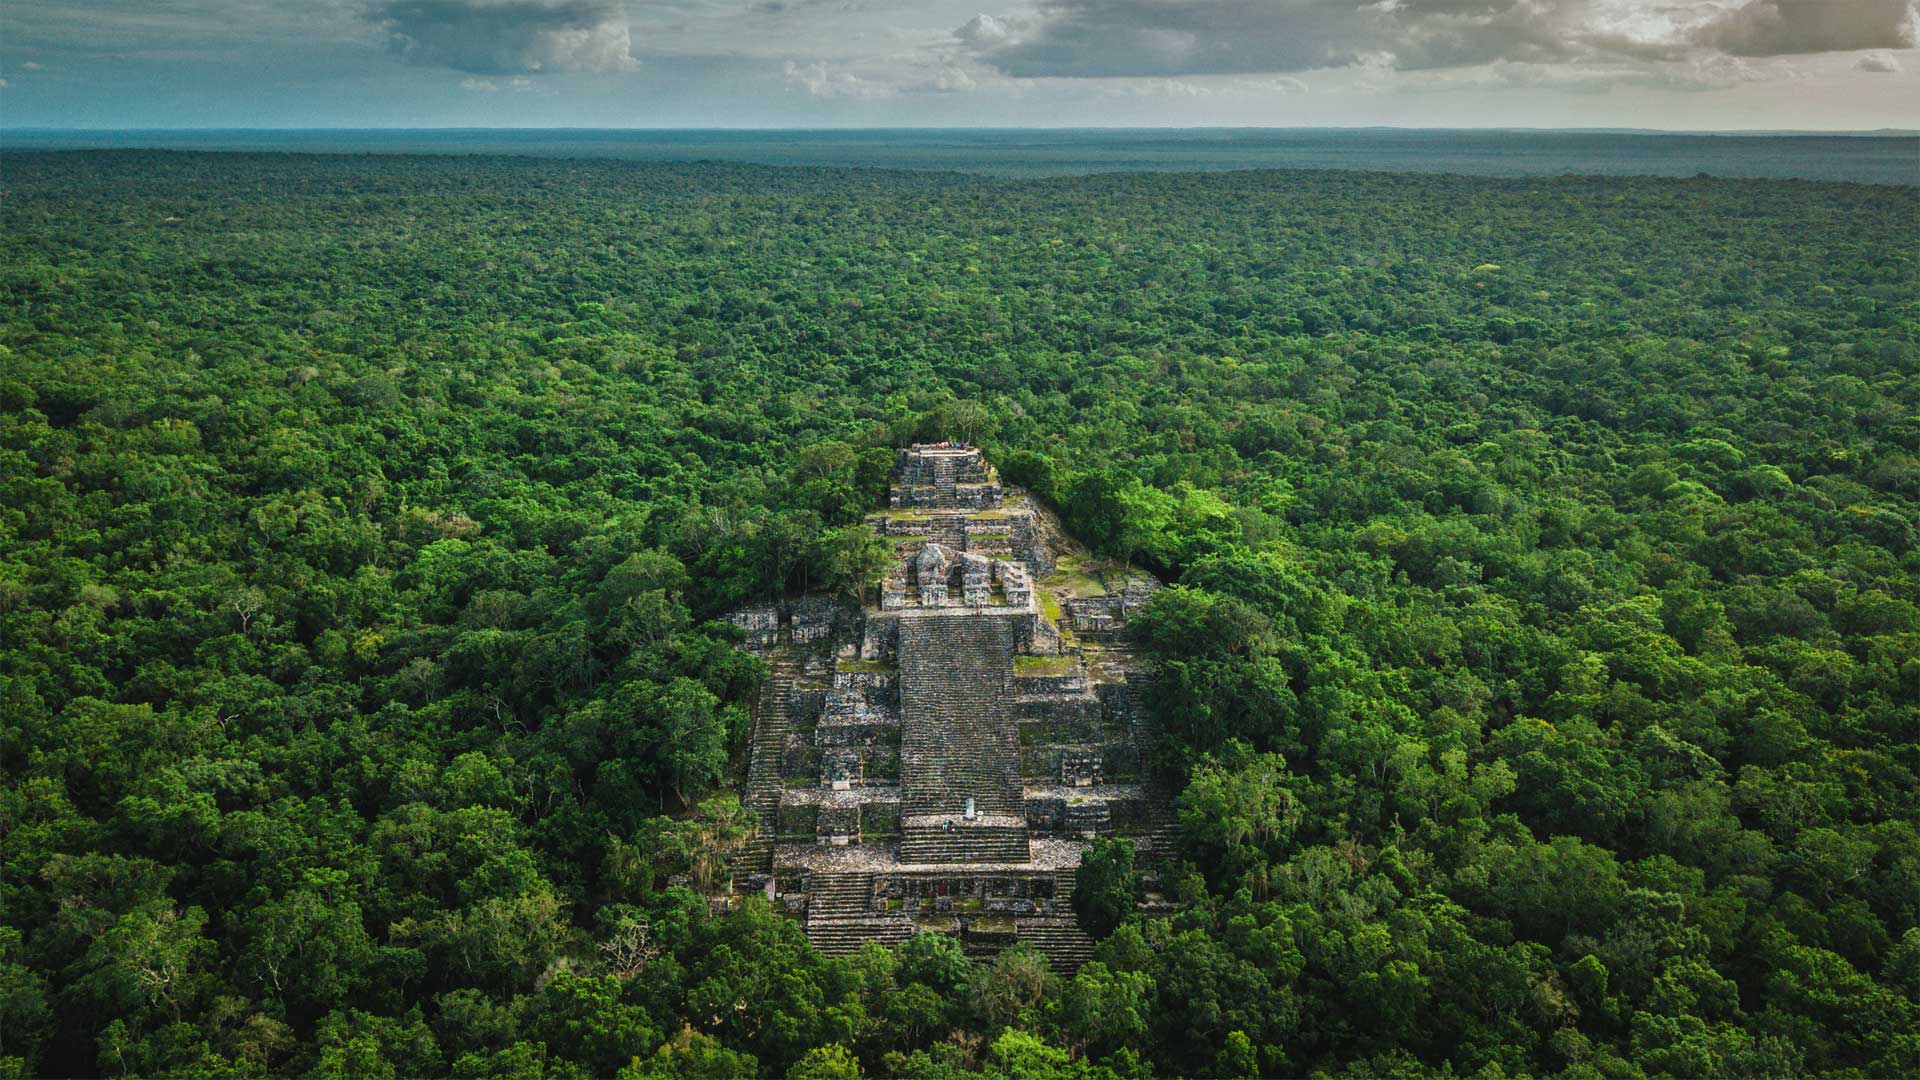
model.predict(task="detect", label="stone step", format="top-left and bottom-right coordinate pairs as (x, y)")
top-left (1131, 799), bottom-right (1181, 858)
top-left (932, 457), bottom-right (959, 509)
top-left (898, 823), bottom-right (1031, 864)
top-left (808, 871), bottom-right (876, 919)
top-left (1016, 920), bottom-right (1097, 975)
top-left (732, 663), bottom-right (796, 890)
top-left (926, 519), bottom-right (968, 547)
top-left (804, 918), bottom-right (923, 956)
top-left (898, 614), bottom-right (1026, 831)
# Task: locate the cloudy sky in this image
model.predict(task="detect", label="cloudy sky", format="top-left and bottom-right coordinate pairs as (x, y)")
top-left (3, 1), bottom-right (1916, 129)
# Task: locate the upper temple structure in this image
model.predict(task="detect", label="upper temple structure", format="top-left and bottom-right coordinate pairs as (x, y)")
top-left (725, 444), bottom-right (1170, 972)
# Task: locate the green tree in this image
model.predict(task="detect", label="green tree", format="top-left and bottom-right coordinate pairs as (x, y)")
top-left (1059, 961), bottom-right (1153, 1060)
top-left (520, 971), bottom-right (659, 1076)
top-left (787, 1043), bottom-right (862, 1079)
top-left (0, 927), bottom-right (52, 1074)
top-left (1177, 746), bottom-right (1302, 889)
top-left (622, 1026), bottom-right (760, 1080)
top-left (814, 525), bottom-right (894, 606)
top-left (897, 933), bottom-right (975, 997)
top-left (239, 869), bottom-right (377, 1025)
top-left (982, 1029), bottom-right (1082, 1080)
top-left (969, 945), bottom-right (1055, 1029)
top-left (1070, 838), bottom-right (1140, 939)
top-left (649, 678), bottom-right (736, 808)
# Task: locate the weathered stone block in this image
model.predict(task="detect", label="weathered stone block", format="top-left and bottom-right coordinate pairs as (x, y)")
top-left (821, 748), bottom-right (861, 788)
top-left (860, 616), bottom-right (898, 660)
top-left (1025, 797), bottom-right (1065, 831)
top-left (866, 745), bottom-right (901, 782)
top-left (1065, 800), bottom-right (1110, 836)
top-left (777, 803), bottom-right (819, 838)
top-left (817, 805), bottom-right (859, 842)
top-left (1061, 749), bottom-right (1103, 787)
top-left (724, 606), bottom-right (780, 651)
top-left (862, 801), bottom-right (901, 837)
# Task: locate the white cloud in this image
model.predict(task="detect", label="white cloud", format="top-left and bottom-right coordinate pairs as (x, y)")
top-left (931, 64), bottom-right (978, 92)
top-left (460, 74), bottom-right (536, 90)
top-left (955, 13), bottom-right (1018, 45)
top-left (1641, 52), bottom-right (1785, 91)
top-left (959, 0), bottom-right (1601, 78)
top-left (1103, 76), bottom-right (1213, 97)
top-left (1235, 75), bottom-right (1308, 94)
top-left (3, 0), bottom-right (1911, 127)
top-left (783, 59), bottom-right (895, 98)
top-left (780, 52), bottom-right (994, 98)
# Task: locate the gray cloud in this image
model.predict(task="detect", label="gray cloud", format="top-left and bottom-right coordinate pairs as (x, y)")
top-left (964, 0), bottom-right (1619, 78)
top-left (961, 0), bottom-right (1918, 78)
top-left (1694, 0), bottom-right (1915, 57)
top-left (377, 0), bottom-right (637, 74)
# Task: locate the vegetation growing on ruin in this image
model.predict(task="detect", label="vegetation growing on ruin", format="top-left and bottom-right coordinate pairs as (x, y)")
top-left (1, 151), bottom-right (1916, 1078)
top-left (1012, 654), bottom-right (1077, 677)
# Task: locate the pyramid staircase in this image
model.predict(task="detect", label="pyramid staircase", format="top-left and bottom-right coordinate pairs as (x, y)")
top-left (1133, 804), bottom-right (1182, 860)
top-left (1114, 670), bottom-right (1182, 859)
top-left (731, 658), bottom-right (793, 891)
top-left (1055, 869), bottom-right (1076, 908)
top-left (931, 455), bottom-right (959, 508)
top-left (730, 446), bottom-right (1171, 968)
top-left (898, 613), bottom-right (1029, 864)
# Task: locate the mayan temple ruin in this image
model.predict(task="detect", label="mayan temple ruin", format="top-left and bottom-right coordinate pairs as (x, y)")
top-left (725, 444), bottom-right (1172, 972)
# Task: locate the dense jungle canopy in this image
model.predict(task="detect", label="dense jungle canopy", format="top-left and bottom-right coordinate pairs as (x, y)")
top-left (1, 151), bottom-right (1916, 1078)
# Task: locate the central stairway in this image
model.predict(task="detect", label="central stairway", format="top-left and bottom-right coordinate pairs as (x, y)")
top-left (898, 613), bottom-right (1029, 864)
top-left (931, 455), bottom-right (959, 508)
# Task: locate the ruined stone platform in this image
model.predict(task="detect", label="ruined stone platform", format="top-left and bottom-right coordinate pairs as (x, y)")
top-left (724, 444), bottom-right (1168, 973)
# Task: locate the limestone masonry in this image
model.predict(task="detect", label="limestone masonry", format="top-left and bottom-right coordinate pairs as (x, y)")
top-left (725, 445), bottom-right (1172, 972)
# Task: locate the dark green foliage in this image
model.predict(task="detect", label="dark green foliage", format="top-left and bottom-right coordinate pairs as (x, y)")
top-left (1, 151), bottom-right (1915, 1078)
top-left (1070, 838), bottom-right (1140, 940)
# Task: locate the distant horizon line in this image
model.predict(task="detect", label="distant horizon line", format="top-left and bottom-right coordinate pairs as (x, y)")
top-left (5, 124), bottom-right (1916, 138)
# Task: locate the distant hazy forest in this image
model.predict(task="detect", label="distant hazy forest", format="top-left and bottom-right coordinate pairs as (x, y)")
top-left (1, 151), bottom-right (1915, 1079)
